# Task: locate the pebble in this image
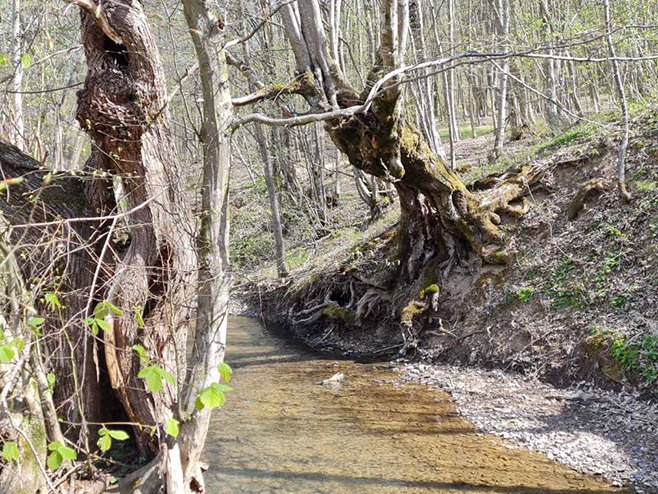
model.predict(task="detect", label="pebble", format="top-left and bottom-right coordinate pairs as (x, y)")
top-left (398, 362), bottom-right (658, 493)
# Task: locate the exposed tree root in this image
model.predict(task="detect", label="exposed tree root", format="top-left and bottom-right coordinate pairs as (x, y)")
top-left (567, 178), bottom-right (608, 220)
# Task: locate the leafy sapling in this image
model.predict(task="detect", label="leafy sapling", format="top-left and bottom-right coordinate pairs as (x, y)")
top-left (46, 441), bottom-right (76, 470)
top-left (97, 427), bottom-right (130, 452)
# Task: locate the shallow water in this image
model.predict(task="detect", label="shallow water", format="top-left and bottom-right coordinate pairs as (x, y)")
top-left (204, 317), bottom-right (622, 494)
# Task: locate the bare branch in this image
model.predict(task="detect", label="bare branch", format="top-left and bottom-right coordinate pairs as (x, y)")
top-left (224, 0), bottom-right (296, 49)
top-left (64, 0), bottom-right (122, 44)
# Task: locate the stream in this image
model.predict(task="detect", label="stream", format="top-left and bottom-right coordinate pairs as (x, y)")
top-left (204, 317), bottom-right (622, 493)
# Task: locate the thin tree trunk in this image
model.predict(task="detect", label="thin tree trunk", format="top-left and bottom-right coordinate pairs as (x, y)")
top-left (540, 0), bottom-right (559, 132)
top-left (179, 0), bottom-right (235, 490)
top-left (603, 0), bottom-right (631, 201)
top-left (10, 0), bottom-right (26, 150)
top-left (492, 0), bottom-right (510, 159)
top-left (255, 124), bottom-right (288, 277)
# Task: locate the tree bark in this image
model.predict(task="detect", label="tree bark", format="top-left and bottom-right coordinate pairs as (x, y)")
top-left (0, 140), bottom-right (112, 449)
top-left (180, 0), bottom-right (233, 490)
top-left (75, 0), bottom-right (197, 459)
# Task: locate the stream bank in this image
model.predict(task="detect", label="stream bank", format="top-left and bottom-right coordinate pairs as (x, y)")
top-left (400, 363), bottom-right (658, 494)
top-left (233, 115), bottom-right (658, 493)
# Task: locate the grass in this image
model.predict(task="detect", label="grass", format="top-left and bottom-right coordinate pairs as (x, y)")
top-left (533, 123), bottom-right (597, 155)
top-left (438, 124), bottom-right (494, 140)
top-left (590, 327), bottom-right (658, 385)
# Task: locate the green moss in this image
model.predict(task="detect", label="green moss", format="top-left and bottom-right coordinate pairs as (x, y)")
top-left (419, 283), bottom-right (439, 299)
top-left (588, 327), bottom-right (658, 385)
top-left (516, 286), bottom-right (535, 303)
top-left (400, 300), bottom-right (425, 326)
top-left (636, 180), bottom-right (658, 192)
top-left (322, 304), bottom-right (357, 323)
top-left (487, 249), bottom-right (513, 265)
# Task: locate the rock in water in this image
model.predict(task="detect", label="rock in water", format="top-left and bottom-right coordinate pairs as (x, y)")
top-left (319, 372), bottom-right (345, 386)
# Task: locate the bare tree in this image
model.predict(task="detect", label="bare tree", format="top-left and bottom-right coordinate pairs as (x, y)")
top-left (603, 0), bottom-right (632, 201)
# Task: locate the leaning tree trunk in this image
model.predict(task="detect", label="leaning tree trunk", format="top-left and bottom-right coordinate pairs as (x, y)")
top-left (269, 0), bottom-right (522, 283)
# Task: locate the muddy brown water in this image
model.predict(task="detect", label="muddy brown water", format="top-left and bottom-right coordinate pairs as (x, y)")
top-left (204, 317), bottom-right (623, 494)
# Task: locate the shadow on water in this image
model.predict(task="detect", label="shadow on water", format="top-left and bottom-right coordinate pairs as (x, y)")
top-left (204, 317), bottom-right (626, 494)
top-left (218, 466), bottom-right (621, 494)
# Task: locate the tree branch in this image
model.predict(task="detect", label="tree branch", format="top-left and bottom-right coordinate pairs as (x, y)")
top-left (64, 0), bottom-right (123, 45)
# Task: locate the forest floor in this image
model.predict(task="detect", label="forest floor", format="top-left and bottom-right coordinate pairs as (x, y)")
top-left (234, 112), bottom-right (658, 493)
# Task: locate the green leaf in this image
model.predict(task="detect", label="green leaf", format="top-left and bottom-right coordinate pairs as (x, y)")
top-left (147, 373), bottom-right (163, 392)
top-left (139, 367), bottom-right (162, 393)
top-left (11, 338), bottom-right (24, 353)
top-left (84, 317), bottom-right (99, 335)
top-left (0, 346), bottom-right (15, 363)
top-left (137, 366), bottom-right (154, 379)
top-left (43, 293), bottom-right (62, 311)
top-left (132, 344), bottom-right (147, 362)
top-left (215, 383), bottom-right (233, 393)
top-left (47, 441), bottom-right (77, 464)
top-left (2, 442), bottom-right (19, 462)
top-left (139, 366), bottom-right (175, 393)
top-left (97, 434), bottom-right (112, 453)
top-left (47, 372), bottom-right (56, 390)
top-left (28, 317), bottom-right (45, 328)
top-left (94, 303), bottom-right (108, 319)
top-left (96, 319), bottom-right (111, 332)
top-left (107, 430), bottom-right (129, 441)
top-left (94, 301), bottom-right (121, 319)
top-left (218, 362), bottom-right (233, 382)
top-left (0, 54), bottom-right (7, 67)
top-left (20, 53), bottom-right (32, 70)
top-left (195, 397), bottom-right (204, 411)
top-left (134, 306), bottom-right (145, 328)
top-left (198, 384), bottom-right (225, 410)
top-left (104, 301), bottom-right (123, 316)
top-left (160, 369), bottom-right (176, 386)
top-left (47, 451), bottom-right (62, 470)
top-left (58, 445), bottom-right (77, 461)
top-left (164, 418), bottom-right (179, 438)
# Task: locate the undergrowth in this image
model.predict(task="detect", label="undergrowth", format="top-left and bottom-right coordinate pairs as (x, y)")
top-left (589, 327), bottom-right (658, 385)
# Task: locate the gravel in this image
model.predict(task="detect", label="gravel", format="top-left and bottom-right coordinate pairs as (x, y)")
top-left (399, 362), bottom-right (658, 493)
